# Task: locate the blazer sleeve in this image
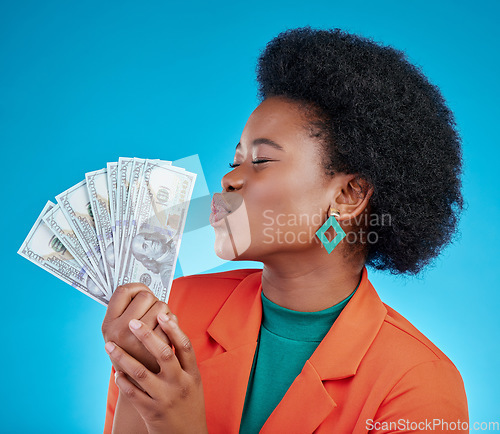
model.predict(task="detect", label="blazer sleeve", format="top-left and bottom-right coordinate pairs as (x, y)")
top-left (369, 359), bottom-right (469, 433)
top-left (103, 366), bottom-right (118, 434)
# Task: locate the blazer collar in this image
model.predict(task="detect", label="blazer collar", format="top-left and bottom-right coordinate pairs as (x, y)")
top-left (207, 266), bottom-right (386, 377)
top-left (310, 266), bottom-right (387, 380)
top-left (206, 270), bottom-right (264, 351)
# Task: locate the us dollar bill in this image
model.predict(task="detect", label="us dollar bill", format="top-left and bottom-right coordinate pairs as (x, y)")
top-left (86, 168), bottom-right (115, 291)
top-left (18, 201), bottom-right (109, 306)
top-left (123, 159), bottom-right (173, 245)
top-left (107, 161), bottom-right (119, 282)
top-left (56, 180), bottom-right (109, 293)
top-left (115, 158), bottom-right (172, 280)
top-left (117, 161), bottom-right (196, 301)
top-left (42, 203), bottom-right (109, 294)
top-left (117, 158), bottom-right (146, 278)
top-left (115, 157), bottom-right (134, 271)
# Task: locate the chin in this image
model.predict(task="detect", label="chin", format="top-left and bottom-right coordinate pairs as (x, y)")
top-left (214, 244), bottom-right (238, 261)
top-left (213, 229), bottom-right (246, 260)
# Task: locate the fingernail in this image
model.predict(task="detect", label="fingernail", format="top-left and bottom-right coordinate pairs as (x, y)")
top-left (114, 371), bottom-right (119, 382)
top-left (105, 342), bottom-right (115, 353)
top-left (129, 319), bottom-right (142, 330)
top-left (158, 313), bottom-right (169, 322)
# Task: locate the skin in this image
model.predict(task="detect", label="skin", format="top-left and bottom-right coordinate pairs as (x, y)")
top-left (102, 95), bottom-right (374, 432)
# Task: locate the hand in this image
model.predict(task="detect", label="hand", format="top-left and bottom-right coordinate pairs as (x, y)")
top-left (101, 283), bottom-right (177, 373)
top-left (105, 312), bottom-right (208, 434)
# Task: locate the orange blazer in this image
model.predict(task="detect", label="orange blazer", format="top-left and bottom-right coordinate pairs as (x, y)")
top-left (104, 267), bottom-right (469, 433)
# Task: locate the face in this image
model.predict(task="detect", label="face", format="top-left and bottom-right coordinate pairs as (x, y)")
top-left (131, 232), bottom-right (168, 260)
top-left (211, 96), bottom-right (335, 262)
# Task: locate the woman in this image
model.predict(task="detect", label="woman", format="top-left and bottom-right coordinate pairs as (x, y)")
top-left (102, 27), bottom-right (468, 433)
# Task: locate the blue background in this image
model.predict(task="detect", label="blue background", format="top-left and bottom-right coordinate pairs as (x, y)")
top-left (1, 0), bottom-right (499, 432)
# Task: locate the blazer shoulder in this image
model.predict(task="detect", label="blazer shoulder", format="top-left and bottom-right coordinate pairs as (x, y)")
top-left (372, 307), bottom-right (468, 424)
top-left (377, 302), bottom-right (458, 368)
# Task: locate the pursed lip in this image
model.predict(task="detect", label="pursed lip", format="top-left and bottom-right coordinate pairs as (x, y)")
top-left (210, 193), bottom-right (232, 225)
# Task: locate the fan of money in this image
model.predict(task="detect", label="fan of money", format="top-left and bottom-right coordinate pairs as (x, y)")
top-left (18, 158), bottom-right (196, 306)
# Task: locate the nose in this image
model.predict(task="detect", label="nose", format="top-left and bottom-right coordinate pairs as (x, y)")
top-left (221, 168), bottom-right (244, 192)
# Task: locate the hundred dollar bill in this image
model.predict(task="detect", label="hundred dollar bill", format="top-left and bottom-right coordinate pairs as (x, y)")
top-left (117, 158), bottom-right (146, 275)
top-left (115, 158), bottom-right (173, 280)
top-left (42, 203), bottom-right (108, 294)
top-left (124, 159), bottom-right (175, 247)
top-left (120, 159), bottom-right (171, 245)
top-left (115, 157), bottom-right (134, 269)
top-left (117, 161), bottom-right (196, 301)
top-left (107, 161), bottom-right (119, 282)
top-left (56, 180), bottom-right (110, 293)
top-left (86, 168), bottom-right (115, 291)
top-left (18, 201), bottom-right (109, 306)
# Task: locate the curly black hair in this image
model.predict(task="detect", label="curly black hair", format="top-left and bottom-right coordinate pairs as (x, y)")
top-left (255, 26), bottom-right (464, 276)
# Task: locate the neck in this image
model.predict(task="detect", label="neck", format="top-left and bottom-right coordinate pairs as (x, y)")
top-left (260, 249), bottom-right (364, 312)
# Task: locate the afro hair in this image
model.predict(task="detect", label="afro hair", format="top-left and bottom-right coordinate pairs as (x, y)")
top-left (256, 26), bottom-right (464, 276)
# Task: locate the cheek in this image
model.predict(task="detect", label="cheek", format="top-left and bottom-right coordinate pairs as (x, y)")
top-left (252, 172), bottom-right (324, 227)
top-left (246, 176), bottom-right (325, 248)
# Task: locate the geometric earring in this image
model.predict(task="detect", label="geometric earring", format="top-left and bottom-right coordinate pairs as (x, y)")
top-left (315, 207), bottom-right (346, 254)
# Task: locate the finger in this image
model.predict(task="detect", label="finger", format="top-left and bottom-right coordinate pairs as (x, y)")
top-left (119, 290), bottom-right (159, 322)
top-left (153, 323), bottom-right (171, 347)
top-left (128, 319), bottom-right (182, 379)
top-left (105, 283), bottom-right (153, 319)
top-left (140, 300), bottom-right (171, 330)
top-left (141, 301), bottom-right (177, 346)
top-left (105, 341), bottom-right (158, 396)
top-left (151, 313), bottom-right (180, 347)
top-left (114, 370), bottom-right (152, 410)
top-left (157, 313), bottom-right (198, 375)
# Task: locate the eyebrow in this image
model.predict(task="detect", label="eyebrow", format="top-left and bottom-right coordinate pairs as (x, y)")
top-left (235, 138), bottom-right (284, 151)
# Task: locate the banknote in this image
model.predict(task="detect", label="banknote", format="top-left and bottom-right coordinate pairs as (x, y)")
top-left (115, 159), bottom-right (173, 280)
top-left (18, 201), bottom-right (109, 306)
top-left (115, 157), bottom-right (134, 253)
top-left (106, 161), bottom-right (119, 280)
top-left (42, 203), bottom-right (108, 294)
top-left (116, 158), bottom-right (146, 279)
top-left (117, 161), bottom-right (196, 301)
top-left (120, 159), bottom-right (171, 247)
top-left (86, 168), bottom-right (115, 291)
top-left (56, 180), bottom-right (110, 294)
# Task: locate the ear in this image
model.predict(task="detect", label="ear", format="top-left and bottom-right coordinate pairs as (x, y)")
top-left (332, 174), bottom-right (374, 221)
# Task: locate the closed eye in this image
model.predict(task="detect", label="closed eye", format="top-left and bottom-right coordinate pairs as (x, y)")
top-left (228, 159), bottom-right (275, 168)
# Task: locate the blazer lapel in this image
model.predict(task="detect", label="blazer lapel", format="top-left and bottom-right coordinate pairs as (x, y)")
top-left (261, 360), bottom-right (337, 433)
top-left (198, 271), bottom-right (264, 433)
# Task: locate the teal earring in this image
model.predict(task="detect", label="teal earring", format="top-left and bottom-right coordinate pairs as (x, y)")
top-left (315, 207), bottom-right (346, 254)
